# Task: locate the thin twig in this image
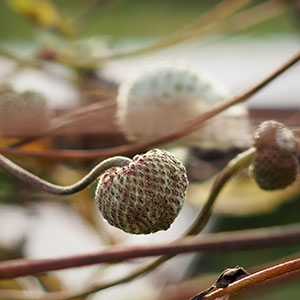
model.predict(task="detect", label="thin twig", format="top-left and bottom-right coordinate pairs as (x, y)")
top-left (0, 154), bottom-right (131, 194)
top-left (202, 258), bottom-right (300, 300)
top-left (209, 0), bottom-right (286, 36)
top-left (9, 101), bottom-right (118, 148)
top-left (1, 47), bottom-right (300, 160)
top-left (50, 0), bottom-right (253, 69)
top-left (54, 0), bottom-right (285, 68)
top-left (109, 0), bottom-right (286, 61)
top-left (0, 223), bottom-right (299, 281)
top-left (102, 0), bottom-right (254, 60)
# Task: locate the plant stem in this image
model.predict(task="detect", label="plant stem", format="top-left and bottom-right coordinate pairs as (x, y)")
top-left (203, 258), bottom-right (300, 300)
top-left (186, 147), bottom-right (255, 235)
top-left (0, 222), bottom-right (299, 281)
top-left (0, 154), bottom-right (131, 194)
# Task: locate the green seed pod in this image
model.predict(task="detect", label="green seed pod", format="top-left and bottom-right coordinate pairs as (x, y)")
top-left (95, 149), bottom-right (188, 234)
top-left (251, 120), bottom-right (299, 190)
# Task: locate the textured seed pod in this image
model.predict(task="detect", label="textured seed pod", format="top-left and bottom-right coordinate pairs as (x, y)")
top-left (250, 120), bottom-right (299, 190)
top-left (95, 149), bottom-right (188, 234)
top-left (0, 87), bottom-right (50, 137)
top-left (117, 62), bottom-right (251, 150)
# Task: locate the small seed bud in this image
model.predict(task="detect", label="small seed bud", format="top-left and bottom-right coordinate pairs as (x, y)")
top-left (251, 120), bottom-right (299, 190)
top-left (95, 149), bottom-right (188, 234)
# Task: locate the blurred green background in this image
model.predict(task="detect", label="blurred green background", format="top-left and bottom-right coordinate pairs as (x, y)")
top-left (0, 0), bottom-right (297, 41)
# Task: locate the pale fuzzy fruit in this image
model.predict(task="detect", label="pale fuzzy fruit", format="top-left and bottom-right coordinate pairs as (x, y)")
top-left (95, 149), bottom-right (188, 234)
top-left (0, 86), bottom-right (50, 137)
top-left (117, 62), bottom-right (251, 150)
top-left (250, 120), bottom-right (299, 190)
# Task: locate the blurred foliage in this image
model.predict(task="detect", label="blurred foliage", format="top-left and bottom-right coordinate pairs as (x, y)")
top-left (190, 195), bottom-right (300, 273)
top-left (0, 170), bottom-right (16, 203)
top-left (188, 174), bottom-right (300, 215)
top-left (245, 281), bottom-right (300, 300)
top-left (7, 0), bottom-right (75, 36)
top-left (0, 0), bottom-right (297, 42)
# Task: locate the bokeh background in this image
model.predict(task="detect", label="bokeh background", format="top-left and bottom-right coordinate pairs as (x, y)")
top-left (0, 1), bottom-right (300, 299)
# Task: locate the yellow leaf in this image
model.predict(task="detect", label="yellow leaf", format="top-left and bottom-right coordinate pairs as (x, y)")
top-left (7, 0), bottom-right (75, 36)
top-left (8, 0), bottom-right (61, 28)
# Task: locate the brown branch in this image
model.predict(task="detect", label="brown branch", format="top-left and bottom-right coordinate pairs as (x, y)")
top-left (203, 258), bottom-right (300, 300)
top-left (1, 48), bottom-right (300, 160)
top-left (0, 223), bottom-right (299, 281)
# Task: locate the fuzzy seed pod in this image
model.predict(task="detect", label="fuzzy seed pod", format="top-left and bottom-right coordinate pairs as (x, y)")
top-left (95, 149), bottom-right (188, 234)
top-left (0, 86), bottom-right (50, 137)
top-left (253, 120), bottom-right (298, 154)
top-left (251, 120), bottom-right (299, 190)
top-left (117, 62), bottom-right (251, 150)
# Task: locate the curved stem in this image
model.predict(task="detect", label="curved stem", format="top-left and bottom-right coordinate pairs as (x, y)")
top-left (0, 154), bottom-right (131, 195)
top-left (186, 147), bottom-right (256, 235)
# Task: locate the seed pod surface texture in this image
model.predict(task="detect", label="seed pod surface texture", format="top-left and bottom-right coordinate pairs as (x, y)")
top-left (95, 149), bottom-right (188, 234)
top-left (251, 120), bottom-right (299, 190)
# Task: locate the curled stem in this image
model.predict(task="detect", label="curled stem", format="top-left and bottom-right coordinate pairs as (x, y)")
top-left (0, 154), bottom-right (131, 195)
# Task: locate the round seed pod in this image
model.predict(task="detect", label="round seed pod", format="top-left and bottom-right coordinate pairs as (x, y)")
top-left (253, 120), bottom-right (298, 155)
top-left (117, 62), bottom-right (251, 150)
top-left (0, 87), bottom-right (50, 137)
top-left (250, 120), bottom-right (299, 190)
top-left (95, 149), bottom-right (188, 234)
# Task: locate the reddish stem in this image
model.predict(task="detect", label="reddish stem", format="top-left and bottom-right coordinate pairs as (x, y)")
top-left (203, 258), bottom-right (300, 300)
top-left (0, 223), bottom-right (299, 280)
